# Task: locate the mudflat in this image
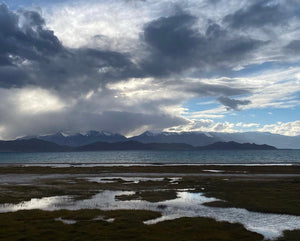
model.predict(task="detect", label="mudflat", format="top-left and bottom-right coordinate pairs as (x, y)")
top-left (0, 165), bottom-right (299, 241)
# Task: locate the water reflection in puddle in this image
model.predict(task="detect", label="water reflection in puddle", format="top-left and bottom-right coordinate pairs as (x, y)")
top-left (85, 177), bottom-right (180, 184)
top-left (55, 217), bottom-right (77, 225)
top-left (0, 191), bottom-right (299, 240)
top-left (203, 169), bottom-right (225, 173)
top-left (93, 216), bottom-right (115, 223)
top-left (0, 196), bottom-right (72, 212)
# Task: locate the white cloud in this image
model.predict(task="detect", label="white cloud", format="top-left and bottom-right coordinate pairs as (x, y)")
top-left (185, 108), bottom-right (226, 119)
top-left (17, 88), bottom-right (66, 114)
top-left (258, 121), bottom-right (300, 136)
top-left (183, 67), bottom-right (300, 120)
top-left (45, 0), bottom-right (162, 52)
top-left (236, 122), bottom-right (260, 128)
top-left (244, 68), bottom-right (300, 110)
top-left (165, 119), bottom-right (300, 136)
top-left (164, 119), bottom-right (236, 133)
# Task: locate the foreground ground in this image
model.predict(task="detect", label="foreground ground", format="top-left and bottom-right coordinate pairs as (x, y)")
top-left (0, 164), bottom-right (299, 241)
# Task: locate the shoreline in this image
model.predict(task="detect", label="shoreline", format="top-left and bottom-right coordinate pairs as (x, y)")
top-left (1, 164), bottom-right (300, 175)
top-left (0, 162), bottom-right (299, 167)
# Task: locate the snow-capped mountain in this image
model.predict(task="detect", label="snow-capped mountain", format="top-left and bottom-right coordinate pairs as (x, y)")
top-left (129, 131), bottom-right (220, 146)
top-left (20, 131), bottom-right (127, 147)
top-left (20, 130), bottom-right (300, 149)
top-left (130, 131), bottom-right (300, 149)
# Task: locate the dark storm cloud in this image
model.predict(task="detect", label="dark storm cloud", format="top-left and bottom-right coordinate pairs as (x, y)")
top-left (155, 78), bottom-right (251, 97)
top-left (141, 13), bottom-right (264, 76)
top-left (82, 111), bottom-right (188, 135)
top-left (0, 65), bottom-right (29, 87)
top-left (0, 4), bottom-right (62, 65)
top-left (0, 107), bottom-right (188, 139)
top-left (285, 40), bottom-right (300, 55)
top-left (217, 96), bottom-right (251, 110)
top-left (0, 3), bottom-right (266, 92)
top-left (223, 0), bottom-right (289, 29)
top-left (29, 47), bottom-right (138, 94)
top-left (186, 83), bottom-right (250, 97)
top-left (144, 13), bottom-right (199, 58)
top-left (0, 3), bottom-right (137, 92)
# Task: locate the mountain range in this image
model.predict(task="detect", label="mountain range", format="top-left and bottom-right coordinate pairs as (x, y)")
top-left (21, 131), bottom-right (126, 147)
top-left (19, 130), bottom-right (300, 149)
top-left (0, 139), bottom-right (276, 152)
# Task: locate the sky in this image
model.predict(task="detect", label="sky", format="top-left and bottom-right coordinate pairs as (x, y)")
top-left (0, 0), bottom-right (300, 139)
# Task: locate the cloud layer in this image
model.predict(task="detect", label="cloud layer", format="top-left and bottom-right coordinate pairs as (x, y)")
top-left (0, 0), bottom-right (300, 139)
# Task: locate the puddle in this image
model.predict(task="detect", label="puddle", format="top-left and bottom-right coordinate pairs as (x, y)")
top-left (93, 216), bottom-right (115, 223)
top-left (168, 177), bottom-right (182, 182)
top-left (203, 169), bottom-right (225, 173)
top-left (0, 196), bottom-right (72, 212)
top-left (202, 170), bottom-right (248, 174)
top-left (176, 188), bottom-right (196, 191)
top-left (0, 191), bottom-right (299, 240)
top-left (85, 177), bottom-right (177, 184)
top-left (55, 217), bottom-right (77, 225)
top-left (87, 178), bottom-right (119, 184)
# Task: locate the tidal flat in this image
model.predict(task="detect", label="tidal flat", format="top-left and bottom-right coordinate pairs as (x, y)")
top-left (0, 165), bottom-right (299, 241)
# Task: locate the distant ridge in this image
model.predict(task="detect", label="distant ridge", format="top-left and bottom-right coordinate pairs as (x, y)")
top-left (18, 130), bottom-right (300, 149)
top-left (130, 131), bottom-right (300, 149)
top-left (196, 141), bottom-right (277, 150)
top-left (0, 139), bottom-right (71, 152)
top-left (0, 139), bottom-right (277, 152)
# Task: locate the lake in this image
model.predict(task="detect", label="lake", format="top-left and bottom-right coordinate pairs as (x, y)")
top-left (0, 149), bottom-right (299, 165)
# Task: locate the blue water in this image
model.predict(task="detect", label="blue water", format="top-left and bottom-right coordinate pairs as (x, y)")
top-left (0, 150), bottom-right (299, 165)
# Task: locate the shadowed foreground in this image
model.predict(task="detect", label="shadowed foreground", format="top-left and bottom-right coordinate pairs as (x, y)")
top-left (0, 209), bottom-right (264, 241)
top-left (0, 165), bottom-right (299, 241)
